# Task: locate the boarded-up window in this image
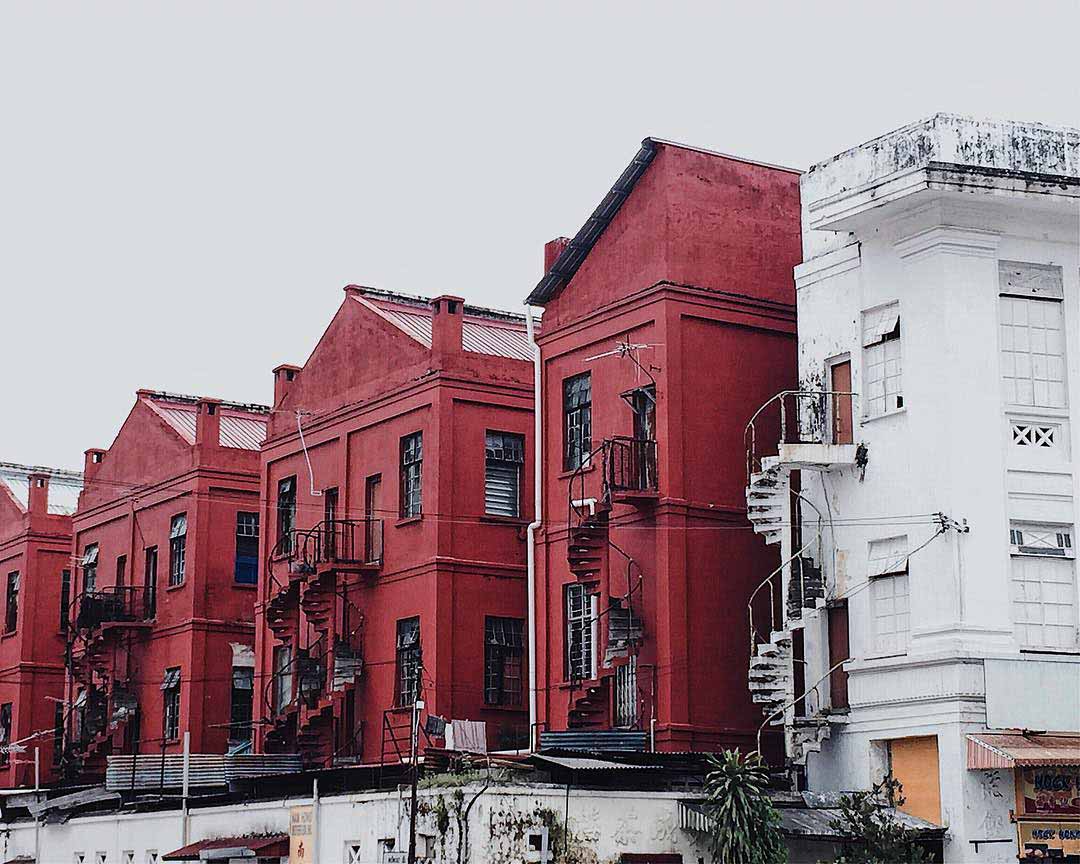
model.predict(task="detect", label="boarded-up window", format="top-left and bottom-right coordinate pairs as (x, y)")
top-left (889, 736), bottom-right (941, 824)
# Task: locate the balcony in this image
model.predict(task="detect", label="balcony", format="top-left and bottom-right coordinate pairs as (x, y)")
top-left (603, 436), bottom-right (658, 503)
top-left (75, 587), bottom-right (153, 631)
top-left (746, 390), bottom-right (859, 482)
top-left (282, 518), bottom-right (384, 577)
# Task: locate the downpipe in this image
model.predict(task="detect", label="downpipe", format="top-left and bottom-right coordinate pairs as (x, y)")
top-left (525, 306), bottom-right (542, 751)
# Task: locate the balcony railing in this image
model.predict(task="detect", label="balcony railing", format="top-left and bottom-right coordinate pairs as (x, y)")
top-left (76, 587), bottom-right (152, 630)
top-left (604, 436), bottom-right (658, 496)
top-left (281, 518), bottom-right (384, 575)
top-left (745, 389), bottom-right (859, 480)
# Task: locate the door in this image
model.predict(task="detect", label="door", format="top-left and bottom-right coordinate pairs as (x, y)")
top-left (323, 487), bottom-right (339, 560)
top-left (830, 360), bottom-right (853, 444)
top-left (630, 386), bottom-right (657, 489)
top-left (827, 600), bottom-right (850, 710)
top-left (364, 475), bottom-right (382, 563)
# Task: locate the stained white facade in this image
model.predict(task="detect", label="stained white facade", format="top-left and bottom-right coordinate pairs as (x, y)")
top-left (781, 114), bottom-right (1080, 863)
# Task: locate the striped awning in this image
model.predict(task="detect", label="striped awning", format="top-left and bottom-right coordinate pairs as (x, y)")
top-left (967, 732), bottom-right (1080, 769)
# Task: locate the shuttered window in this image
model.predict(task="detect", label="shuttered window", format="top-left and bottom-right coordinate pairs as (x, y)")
top-left (862, 303), bottom-right (903, 418)
top-left (485, 431), bottom-right (524, 517)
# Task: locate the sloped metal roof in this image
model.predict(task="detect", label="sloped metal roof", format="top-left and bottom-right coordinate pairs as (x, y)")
top-left (967, 732), bottom-right (1080, 768)
top-left (0, 462), bottom-right (83, 515)
top-left (139, 393), bottom-right (270, 450)
top-left (354, 289), bottom-right (534, 361)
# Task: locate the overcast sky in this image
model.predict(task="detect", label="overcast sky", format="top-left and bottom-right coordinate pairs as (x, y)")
top-left (2, 1), bottom-right (1078, 470)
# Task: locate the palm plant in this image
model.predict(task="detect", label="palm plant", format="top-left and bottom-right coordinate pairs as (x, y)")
top-left (703, 749), bottom-right (787, 864)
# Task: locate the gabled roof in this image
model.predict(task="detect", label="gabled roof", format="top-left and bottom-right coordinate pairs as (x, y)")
top-left (0, 462), bottom-right (84, 515)
top-left (351, 287), bottom-right (534, 361)
top-left (526, 137), bottom-right (802, 306)
top-left (138, 391), bottom-right (270, 451)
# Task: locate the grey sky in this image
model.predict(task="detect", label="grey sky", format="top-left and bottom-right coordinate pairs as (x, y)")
top-left (2, 1), bottom-right (1078, 471)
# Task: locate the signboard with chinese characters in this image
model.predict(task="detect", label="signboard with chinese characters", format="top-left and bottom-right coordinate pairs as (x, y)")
top-left (289, 805), bottom-right (316, 864)
top-left (1019, 766), bottom-right (1080, 817)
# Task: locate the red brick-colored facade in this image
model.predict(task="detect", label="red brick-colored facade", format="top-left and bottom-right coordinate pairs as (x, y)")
top-left (528, 140), bottom-right (801, 752)
top-left (253, 287), bottom-right (533, 766)
top-left (0, 464), bottom-right (82, 786)
top-left (65, 391), bottom-right (267, 780)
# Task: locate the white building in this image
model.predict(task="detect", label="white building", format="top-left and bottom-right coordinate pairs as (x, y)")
top-left (746, 114), bottom-right (1080, 862)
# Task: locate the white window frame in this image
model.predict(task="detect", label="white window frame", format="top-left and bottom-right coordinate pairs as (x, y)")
top-left (1010, 523), bottom-right (1078, 651)
top-left (999, 286), bottom-right (1067, 410)
top-left (565, 585), bottom-right (597, 681)
top-left (868, 536), bottom-right (910, 656)
top-left (861, 302), bottom-right (903, 419)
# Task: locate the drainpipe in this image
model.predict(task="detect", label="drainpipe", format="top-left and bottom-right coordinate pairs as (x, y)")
top-left (525, 306), bottom-right (542, 751)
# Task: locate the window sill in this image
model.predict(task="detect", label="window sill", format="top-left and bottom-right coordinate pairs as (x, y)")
top-left (481, 702), bottom-right (528, 713)
top-left (480, 515), bottom-right (527, 526)
top-left (1019, 647), bottom-right (1080, 657)
top-left (166, 582), bottom-right (186, 593)
top-left (395, 516), bottom-right (423, 528)
top-left (860, 407), bottom-right (906, 425)
top-left (556, 678), bottom-right (600, 691)
top-left (1, 629), bottom-right (17, 641)
top-left (232, 583), bottom-right (258, 590)
top-left (558, 464), bottom-right (595, 480)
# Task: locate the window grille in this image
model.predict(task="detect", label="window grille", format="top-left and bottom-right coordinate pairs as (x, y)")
top-left (565, 584), bottom-right (595, 680)
top-left (1012, 423), bottom-right (1057, 448)
top-left (235, 512), bottom-right (259, 584)
top-left (169, 513), bottom-right (187, 586)
top-left (396, 617), bottom-right (422, 706)
top-left (862, 303), bottom-right (902, 418)
top-left (485, 431), bottom-right (525, 517)
top-left (400, 433), bottom-right (423, 518)
top-left (484, 616), bottom-right (524, 705)
top-left (1000, 294), bottom-right (1066, 409)
top-left (563, 373), bottom-right (592, 470)
top-left (614, 655), bottom-right (639, 729)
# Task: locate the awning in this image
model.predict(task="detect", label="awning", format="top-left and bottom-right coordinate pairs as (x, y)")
top-left (163, 834), bottom-right (288, 861)
top-left (967, 732), bottom-right (1080, 769)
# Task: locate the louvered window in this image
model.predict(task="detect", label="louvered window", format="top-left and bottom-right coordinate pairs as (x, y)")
top-left (485, 431), bottom-right (524, 517)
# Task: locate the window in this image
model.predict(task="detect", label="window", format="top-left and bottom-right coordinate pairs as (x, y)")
top-left (81, 543), bottom-right (98, 592)
top-left (614, 655), bottom-right (639, 728)
top-left (235, 512), bottom-right (259, 585)
top-left (868, 536), bottom-right (910, 655)
top-left (1010, 524), bottom-right (1077, 651)
top-left (116, 554), bottom-right (127, 588)
top-left (143, 546), bottom-right (158, 618)
top-left (4, 571), bottom-right (18, 633)
top-left (229, 666), bottom-right (254, 748)
top-left (1012, 423), bottom-right (1057, 448)
top-left (563, 373), bottom-right (592, 470)
top-left (60, 568), bottom-right (71, 632)
top-left (400, 433), bottom-right (423, 518)
top-left (272, 644), bottom-right (293, 714)
top-left (277, 477), bottom-right (296, 554)
top-left (395, 617), bottom-right (422, 706)
top-left (161, 667), bottom-right (181, 740)
top-left (565, 584), bottom-right (596, 680)
top-left (1000, 294), bottom-right (1066, 409)
top-left (862, 303), bottom-right (902, 418)
top-left (484, 616), bottom-right (524, 706)
top-left (168, 514), bottom-right (187, 586)
top-left (0, 703), bottom-right (11, 767)
top-left (53, 702), bottom-right (64, 766)
top-left (485, 431), bottom-right (525, 517)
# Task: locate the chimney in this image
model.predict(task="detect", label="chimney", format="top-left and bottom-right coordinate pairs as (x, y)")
top-left (84, 448), bottom-right (106, 481)
top-left (273, 365), bottom-right (301, 408)
top-left (544, 237), bottom-right (571, 272)
top-left (431, 295), bottom-right (465, 360)
top-left (27, 472), bottom-right (49, 516)
top-left (195, 398), bottom-right (222, 449)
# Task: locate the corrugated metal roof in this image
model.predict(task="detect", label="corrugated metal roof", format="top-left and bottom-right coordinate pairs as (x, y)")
top-left (532, 754), bottom-right (661, 772)
top-left (106, 753), bottom-right (303, 790)
top-left (163, 834), bottom-right (288, 861)
top-left (538, 730), bottom-right (649, 752)
top-left (0, 462), bottom-right (83, 515)
top-left (967, 732), bottom-right (1080, 768)
top-left (353, 290), bottom-right (534, 362)
top-left (140, 394), bottom-right (269, 451)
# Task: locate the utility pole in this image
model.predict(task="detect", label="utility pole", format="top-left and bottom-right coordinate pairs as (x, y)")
top-left (407, 698), bottom-right (424, 864)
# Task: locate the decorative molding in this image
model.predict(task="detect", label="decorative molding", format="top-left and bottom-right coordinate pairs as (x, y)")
top-left (894, 225), bottom-right (1001, 261)
top-left (794, 243), bottom-right (862, 289)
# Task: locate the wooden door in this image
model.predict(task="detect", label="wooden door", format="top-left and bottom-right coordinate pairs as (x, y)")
top-left (828, 600), bottom-right (850, 710)
top-left (830, 361), bottom-right (853, 444)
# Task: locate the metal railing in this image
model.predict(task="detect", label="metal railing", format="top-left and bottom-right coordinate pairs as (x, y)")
top-left (75, 586), bottom-right (152, 630)
top-left (604, 436), bottom-right (658, 495)
top-left (285, 518), bottom-right (385, 573)
top-left (745, 389), bottom-right (858, 482)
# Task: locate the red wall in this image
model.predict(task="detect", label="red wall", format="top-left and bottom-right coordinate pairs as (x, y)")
top-left (533, 142), bottom-right (801, 754)
top-left (0, 489), bottom-right (72, 787)
top-left (254, 293), bottom-right (534, 763)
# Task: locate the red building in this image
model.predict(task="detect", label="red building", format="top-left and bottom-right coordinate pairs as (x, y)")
top-left (66, 390), bottom-right (268, 779)
top-left (528, 138), bottom-right (801, 753)
top-left (0, 463), bottom-right (82, 786)
top-left (253, 286), bottom-right (533, 766)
